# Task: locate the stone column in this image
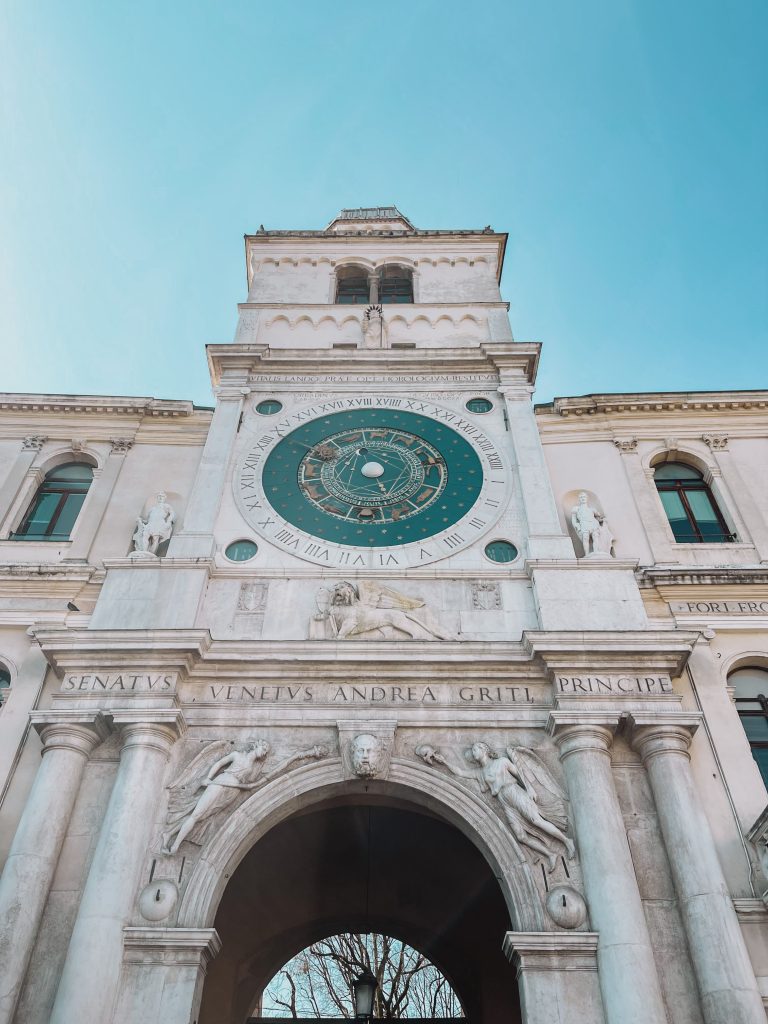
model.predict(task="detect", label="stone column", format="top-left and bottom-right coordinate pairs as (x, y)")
top-left (368, 272), bottom-right (379, 304)
top-left (503, 932), bottom-right (604, 1024)
top-left (65, 439), bottom-right (133, 562)
top-left (0, 711), bottom-right (109, 1024)
top-left (630, 715), bottom-right (766, 1024)
top-left (548, 713), bottom-right (668, 1024)
top-left (0, 436), bottom-right (46, 533)
top-left (498, 385), bottom-right (573, 559)
top-left (168, 392), bottom-right (244, 558)
top-left (49, 710), bottom-right (185, 1024)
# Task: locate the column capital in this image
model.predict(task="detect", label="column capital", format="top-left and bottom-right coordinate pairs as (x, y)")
top-left (628, 712), bottom-right (702, 763)
top-left (122, 926), bottom-right (221, 968)
top-left (30, 710), bottom-right (111, 757)
top-left (502, 930), bottom-right (599, 974)
top-left (547, 711), bottom-right (621, 760)
top-left (112, 709), bottom-right (187, 756)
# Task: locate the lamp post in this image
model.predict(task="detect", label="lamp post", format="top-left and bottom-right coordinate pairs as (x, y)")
top-left (352, 968), bottom-right (377, 1019)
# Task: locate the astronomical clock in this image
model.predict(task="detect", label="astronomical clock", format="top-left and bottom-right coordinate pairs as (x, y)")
top-left (234, 397), bottom-right (509, 568)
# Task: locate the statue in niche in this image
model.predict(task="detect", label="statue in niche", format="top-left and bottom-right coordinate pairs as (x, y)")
top-left (132, 491), bottom-right (176, 556)
top-left (570, 492), bottom-right (614, 558)
top-left (349, 733), bottom-right (383, 778)
top-left (311, 581), bottom-right (457, 641)
top-left (161, 738), bottom-right (328, 855)
top-left (416, 741), bottom-right (575, 870)
top-left (362, 304), bottom-right (386, 349)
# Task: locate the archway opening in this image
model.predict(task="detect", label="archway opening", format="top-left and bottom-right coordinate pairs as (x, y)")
top-left (261, 931), bottom-right (464, 1019)
top-left (199, 799), bottom-right (520, 1024)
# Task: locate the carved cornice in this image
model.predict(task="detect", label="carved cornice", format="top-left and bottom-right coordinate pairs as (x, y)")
top-left (122, 927), bottom-right (222, 965)
top-left (637, 567), bottom-right (768, 588)
top-left (537, 391), bottom-right (768, 417)
top-left (523, 629), bottom-right (698, 678)
top-left (0, 395), bottom-right (201, 417)
top-left (207, 341), bottom-right (540, 388)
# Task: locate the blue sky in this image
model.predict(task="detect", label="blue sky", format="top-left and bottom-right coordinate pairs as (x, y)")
top-left (1, 1), bottom-right (765, 406)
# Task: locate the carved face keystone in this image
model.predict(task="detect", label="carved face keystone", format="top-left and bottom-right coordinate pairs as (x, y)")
top-left (350, 734), bottom-right (382, 777)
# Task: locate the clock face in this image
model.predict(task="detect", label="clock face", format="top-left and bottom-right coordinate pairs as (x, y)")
top-left (235, 397), bottom-right (508, 569)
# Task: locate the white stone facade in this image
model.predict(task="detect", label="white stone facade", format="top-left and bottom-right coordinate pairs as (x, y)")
top-left (0, 207), bottom-right (766, 1024)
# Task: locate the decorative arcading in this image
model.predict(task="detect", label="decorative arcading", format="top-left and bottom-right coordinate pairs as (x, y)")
top-left (264, 311), bottom-right (485, 331)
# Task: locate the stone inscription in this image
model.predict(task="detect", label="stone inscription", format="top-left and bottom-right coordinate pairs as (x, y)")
top-left (670, 600), bottom-right (768, 615)
top-left (252, 374), bottom-right (498, 385)
top-left (62, 673), bottom-right (177, 692)
top-left (199, 683), bottom-right (541, 705)
top-left (557, 675), bottom-right (673, 696)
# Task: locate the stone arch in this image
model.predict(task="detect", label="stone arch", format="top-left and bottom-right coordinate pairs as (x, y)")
top-left (177, 756), bottom-right (544, 932)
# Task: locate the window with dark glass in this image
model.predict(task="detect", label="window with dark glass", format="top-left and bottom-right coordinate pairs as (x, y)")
top-left (653, 462), bottom-right (733, 543)
top-left (0, 666), bottom-right (10, 705)
top-left (378, 265), bottom-right (413, 303)
top-left (730, 668), bottom-right (768, 787)
top-left (336, 266), bottom-right (370, 304)
top-left (13, 463), bottom-right (94, 540)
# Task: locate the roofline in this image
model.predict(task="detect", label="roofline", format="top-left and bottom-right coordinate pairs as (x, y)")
top-left (0, 393), bottom-right (212, 416)
top-left (535, 389), bottom-right (768, 416)
top-left (244, 230), bottom-right (509, 283)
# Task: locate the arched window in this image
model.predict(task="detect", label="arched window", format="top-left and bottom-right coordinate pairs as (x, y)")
top-left (335, 266), bottom-right (370, 304)
top-left (0, 665), bottom-right (10, 706)
top-left (653, 462), bottom-right (733, 543)
top-left (379, 264), bottom-right (413, 303)
top-left (729, 667), bottom-right (768, 786)
top-left (13, 463), bottom-right (94, 540)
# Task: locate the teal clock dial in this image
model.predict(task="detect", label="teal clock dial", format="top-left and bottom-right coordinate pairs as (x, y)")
top-left (261, 409), bottom-right (483, 547)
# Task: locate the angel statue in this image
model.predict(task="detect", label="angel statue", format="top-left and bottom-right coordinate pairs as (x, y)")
top-left (161, 738), bottom-right (328, 855)
top-left (312, 580), bottom-right (457, 641)
top-left (416, 741), bottom-right (575, 870)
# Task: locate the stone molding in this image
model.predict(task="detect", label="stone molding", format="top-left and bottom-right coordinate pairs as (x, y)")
top-left (637, 566), bottom-right (768, 587)
top-left (21, 435), bottom-right (46, 451)
top-left (612, 438), bottom-right (638, 453)
top-left (29, 709), bottom-right (112, 754)
top-left (208, 340), bottom-right (539, 388)
top-left (112, 709), bottom-right (187, 751)
top-left (502, 931), bottom-right (599, 973)
top-left (122, 927), bottom-right (221, 967)
top-left (538, 391), bottom-right (768, 417)
top-left (525, 629), bottom-right (698, 679)
top-left (176, 756), bottom-right (545, 933)
top-left (0, 394), bottom-right (199, 417)
top-left (547, 713), bottom-right (620, 761)
top-left (109, 437), bottom-right (134, 454)
top-left (628, 713), bottom-right (703, 764)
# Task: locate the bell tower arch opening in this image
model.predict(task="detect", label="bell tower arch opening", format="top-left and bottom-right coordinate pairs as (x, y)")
top-left (198, 797), bottom-right (521, 1024)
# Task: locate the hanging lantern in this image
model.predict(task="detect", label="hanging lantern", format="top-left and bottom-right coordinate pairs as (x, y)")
top-left (352, 968), bottom-right (377, 1018)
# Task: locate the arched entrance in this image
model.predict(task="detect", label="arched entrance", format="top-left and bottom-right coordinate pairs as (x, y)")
top-left (198, 797), bottom-right (521, 1024)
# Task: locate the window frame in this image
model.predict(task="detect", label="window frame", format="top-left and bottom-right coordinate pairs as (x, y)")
top-left (653, 461), bottom-right (734, 544)
top-left (12, 462), bottom-right (94, 541)
top-left (734, 690), bottom-right (768, 786)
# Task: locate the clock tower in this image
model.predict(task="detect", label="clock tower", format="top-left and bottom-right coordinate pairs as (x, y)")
top-left (9, 207), bottom-right (761, 1024)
